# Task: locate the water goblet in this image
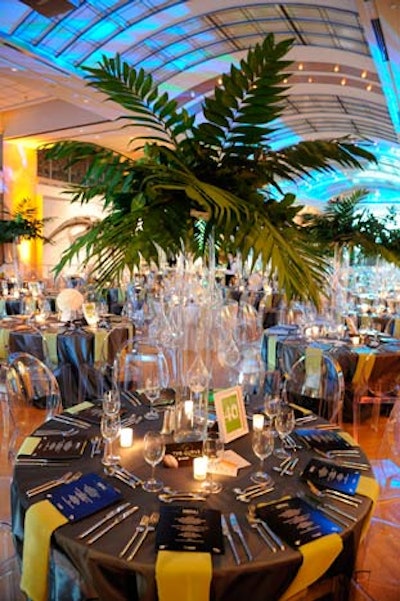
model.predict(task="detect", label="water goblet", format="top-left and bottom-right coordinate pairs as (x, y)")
top-left (144, 373), bottom-right (161, 421)
top-left (275, 404), bottom-right (296, 459)
top-left (142, 430), bottom-right (166, 492)
top-left (100, 413), bottom-right (121, 466)
top-left (202, 432), bottom-right (224, 494)
top-left (251, 426), bottom-right (274, 484)
top-left (103, 389), bottom-right (121, 416)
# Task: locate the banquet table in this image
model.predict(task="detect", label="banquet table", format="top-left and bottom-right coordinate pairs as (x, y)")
top-left (262, 327), bottom-right (400, 421)
top-left (10, 398), bottom-right (378, 601)
top-left (1, 317), bottom-right (133, 405)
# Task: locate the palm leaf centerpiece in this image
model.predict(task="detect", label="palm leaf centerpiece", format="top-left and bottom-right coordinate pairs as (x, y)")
top-left (44, 34), bottom-right (376, 305)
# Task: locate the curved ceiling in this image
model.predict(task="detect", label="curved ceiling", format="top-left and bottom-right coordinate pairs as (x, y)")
top-left (1, 0), bottom-right (400, 211)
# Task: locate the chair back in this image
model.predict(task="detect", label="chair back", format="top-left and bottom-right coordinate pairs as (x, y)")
top-left (283, 352), bottom-right (344, 425)
top-left (113, 338), bottom-right (169, 393)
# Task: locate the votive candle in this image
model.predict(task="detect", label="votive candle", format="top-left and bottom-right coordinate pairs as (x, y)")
top-left (252, 413), bottom-right (264, 431)
top-left (193, 456), bottom-right (208, 481)
top-left (120, 427), bottom-right (133, 448)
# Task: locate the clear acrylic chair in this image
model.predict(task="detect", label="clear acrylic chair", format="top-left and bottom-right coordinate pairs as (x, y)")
top-left (5, 352), bottom-right (63, 459)
top-left (352, 352), bottom-right (400, 442)
top-left (282, 352), bottom-right (345, 425)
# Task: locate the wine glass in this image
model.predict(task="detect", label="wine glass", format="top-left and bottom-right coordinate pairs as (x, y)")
top-left (143, 356), bottom-right (166, 421)
top-left (187, 354), bottom-right (210, 401)
top-left (202, 431), bottom-right (224, 494)
top-left (251, 426), bottom-right (274, 484)
top-left (82, 301), bottom-right (99, 327)
top-left (100, 413), bottom-right (121, 466)
top-left (264, 392), bottom-right (281, 444)
top-left (142, 430), bottom-right (166, 492)
top-left (103, 389), bottom-right (121, 416)
top-left (275, 404), bottom-right (296, 459)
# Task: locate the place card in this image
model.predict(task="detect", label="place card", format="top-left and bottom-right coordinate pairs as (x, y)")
top-left (301, 458), bottom-right (361, 495)
top-left (19, 436), bottom-right (88, 460)
top-left (47, 473), bottom-right (122, 522)
top-left (156, 505), bottom-right (224, 554)
top-left (256, 496), bottom-right (342, 548)
top-left (295, 428), bottom-right (354, 452)
top-left (165, 441), bottom-right (203, 466)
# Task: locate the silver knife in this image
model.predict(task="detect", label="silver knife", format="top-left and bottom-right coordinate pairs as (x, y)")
top-left (87, 505), bottom-right (139, 544)
top-left (229, 513), bottom-right (253, 561)
top-left (221, 514), bottom-right (241, 565)
top-left (259, 519), bottom-right (286, 551)
top-left (77, 501), bottom-right (132, 539)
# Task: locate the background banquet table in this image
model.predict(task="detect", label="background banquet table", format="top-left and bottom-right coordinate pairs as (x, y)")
top-left (10, 398), bottom-right (376, 601)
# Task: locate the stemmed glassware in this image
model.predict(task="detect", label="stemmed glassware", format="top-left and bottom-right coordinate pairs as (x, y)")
top-left (143, 353), bottom-right (169, 421)
top-left (142, 430), bottom-right (166, 492)
top-left (202, 431), bottom-right (224, 494)
top-left (251, 426), bottom-right (274, 484)
top-left (100, 413), bottom-right (121, 466)
top-left (103, 389), bottom-right (121, 416)
top-left (274, 404), bottom-right (296, 459)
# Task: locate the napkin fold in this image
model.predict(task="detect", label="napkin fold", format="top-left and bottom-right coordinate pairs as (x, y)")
top-left (351, 351), bottom-right (375, 387)
top-left (155, 551), bottom-right (212, 601)
top-left (20, 499), bottom-right (69, 601)
top-left (279, 533), bottom-right (343, 601)
top-left (305, 346), bottom-right (323, 392)
top-left (393, 318), bottom-right (400, 338)
top-left (267, 335), bottom-right (278, 371)
top-left (17, 436), bottom-right (41, 456)
top-left (0, 326), bottom-right (10, 359)
top-left (43, 331), bottom-right (58, 365)
top-left (65, 400), bottom-right (94, 414)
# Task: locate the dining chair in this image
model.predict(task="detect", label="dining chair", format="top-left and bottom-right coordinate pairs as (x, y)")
top-left (0, 398), bottom-right (23, 601)
top-left (5, 352), bottom-right (63, 459)
top-left (351, 351), bottom-right (400, 442)
top-left (113, 337), bottom-right (170, 397)
top-left (282, 351), bottom-right (345, 425)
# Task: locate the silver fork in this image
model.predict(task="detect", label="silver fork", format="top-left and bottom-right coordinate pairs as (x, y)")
top-left (126, 512), bottom-right (159, 560)
top-left (26, 471), bottom-right (82, 497)
top-left (119, 514), bottom-right (149, 558)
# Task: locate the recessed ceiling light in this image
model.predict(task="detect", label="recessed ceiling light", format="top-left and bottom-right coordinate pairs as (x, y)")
top-left (361, 70), bottom-right (368, 79)
top-left (341, 78), bottom-right (347, 86)
top-left (298, 63), bottom-right (304, 71)
top-left (366, 84), bottom-right (372, 91)
top-left (11, 67), bottom-right (18, 72)
top-left (333, 65), bottom-right (340, 73)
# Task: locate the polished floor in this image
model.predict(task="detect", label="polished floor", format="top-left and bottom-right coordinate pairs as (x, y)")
top-left (0, 406), bottom-right (399, 601)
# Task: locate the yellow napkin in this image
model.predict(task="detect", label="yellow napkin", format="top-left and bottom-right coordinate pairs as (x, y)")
top-left (156, 551), bottom-right (212, 601)
top-left (0, 326), bottom-right (10, 359)
top-left (356, 475), bottom-right (380, 541)
top-left (17, 436), bottom-right (41, 456)
top-left (43, 331), bottom-right (58, 365)
top-left (267, 335), bottom-right (277, 370)
top-left (305, 347), bottom-right (323, 393)
top-left (351, 351), bottom-right (375, 387)
top-left (65, 400), bottom-right (93, 414)
top-left (94, 329), bottom-right (108, 364)
top-left (289, 402), bottom-right (312, 416)
top-left (20, 499), bottom-right (68, 601)
top-left (339, 431), bottom-right (359, 447)
top-left (279, 533), bottom-right (343, 601)
top-left (393, 318), bottom-right (400, 338)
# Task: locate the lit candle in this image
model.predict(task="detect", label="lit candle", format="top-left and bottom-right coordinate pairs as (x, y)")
top-left (193, 456), bottom-right (208, 481)
top-left (184, 399), bottom-right (194, 425)
top-left (252, 413), bottom-right (264, 431)
top-left (120, 427), bottom-right (133, 448)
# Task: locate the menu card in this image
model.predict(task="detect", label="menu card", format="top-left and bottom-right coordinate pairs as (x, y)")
top-left (156, 505), bottom-right (224, 554)
top-left (301, 458), bottom-right (361, 495)
top-left (165, 441), bottom-right (203, 466)
top-left (47, 473), bottom-right (122, 521)
top-left (294, 428), bottom-right (353, 452)
top-left (256, 496), bottom-right (342, 547)
top-left (20, 436), bottom-right (88, 460)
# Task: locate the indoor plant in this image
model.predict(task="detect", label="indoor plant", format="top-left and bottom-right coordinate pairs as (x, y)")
top-left (43, 34), bottom-right (376, 306)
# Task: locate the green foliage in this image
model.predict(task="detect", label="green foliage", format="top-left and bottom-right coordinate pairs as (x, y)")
top-left (0, 199), bottom-right (47, 243)
top-left (42, 33), bottom-right (377, 304)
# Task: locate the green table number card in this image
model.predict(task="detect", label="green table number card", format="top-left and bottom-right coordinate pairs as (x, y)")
top-left (213, 386), bottom-right (249, 443)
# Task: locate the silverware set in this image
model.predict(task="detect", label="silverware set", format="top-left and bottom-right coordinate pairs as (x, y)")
top-left (52, 414), bottom-right (91, 430)
top-left (313, 448), bottom-right (370, 470)
top-left (104, 465), bottom-right (143, 488)
top-left (295, 414), bottom-right (317, 425)
top-left (84, 504), bottom-right (139, 545)
top-left (90, 436), bottom-right (103, 458)
top-left (120, 414), bottom-right (143, 427)
top-left (247, 509), bottom-right (286, 552)
top-left (158, 490), bottom-right (209, 503)
top-left (119, 512), bottom-right (159, 561)
top-left (120, 389), bottom-right (142, 407)
top-left (306, 482), bottom-right (363, 508)
top-left (273, 456), bottom-right (299, 476)
top-left (25, 470), bottom-right (82, 497)
top-left (233, 482), bottom-right (275, 503)
top-left (33, 427), bottom-right (80, 437)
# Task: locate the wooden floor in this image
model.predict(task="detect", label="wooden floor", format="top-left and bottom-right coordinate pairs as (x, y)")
top-left (0, 407), bottom-right (399, 601)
